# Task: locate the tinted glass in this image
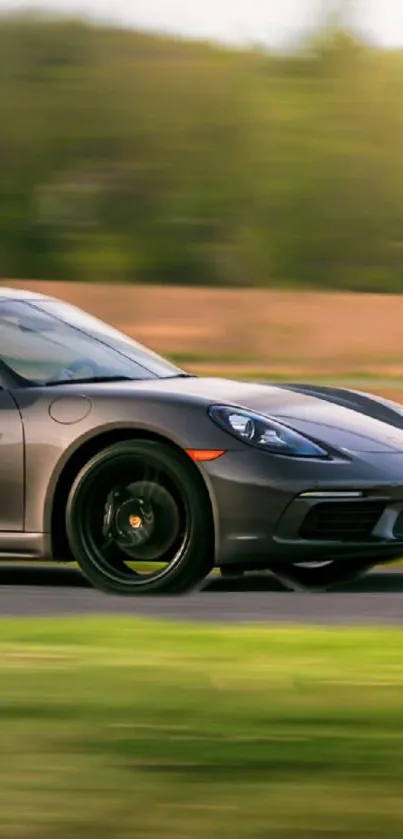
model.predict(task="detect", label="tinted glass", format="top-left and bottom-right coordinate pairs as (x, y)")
top-left (0, 299), bottom-right (182, 384)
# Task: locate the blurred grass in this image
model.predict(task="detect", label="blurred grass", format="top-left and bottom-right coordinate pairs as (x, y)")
top-left (191, 370), bottom-right (403, 385)
top-left (2, 617), bottom-right (403, 837)
top-left (167, 351), bottom-right (403, 376)
top-left (165, 356), bottom-right (403, 386)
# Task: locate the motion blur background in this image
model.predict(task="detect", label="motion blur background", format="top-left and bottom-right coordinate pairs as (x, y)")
top-left (2, 1), bottom-right (403, 395)
top-left (2, 0), bottom-right (403, 295)
top-left (3, 3), bottom-right (403, 838)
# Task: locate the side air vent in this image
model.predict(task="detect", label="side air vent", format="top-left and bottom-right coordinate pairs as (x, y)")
top-left (300, 501), bottom-right (385, 541)
top-left (393, 511), bottom-right (403, 539)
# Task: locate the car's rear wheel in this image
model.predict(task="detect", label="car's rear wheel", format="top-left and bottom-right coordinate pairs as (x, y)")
top-left (65, 440), bottom-right (213, 595)
top-left (272, 559), bottom-right (372, 591)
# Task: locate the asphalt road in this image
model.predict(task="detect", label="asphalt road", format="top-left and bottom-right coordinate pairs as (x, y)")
top-left (0, 564), bottom-right (403, 624)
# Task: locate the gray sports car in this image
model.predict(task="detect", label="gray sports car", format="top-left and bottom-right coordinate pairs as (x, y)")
top-left (1, 286), bottom-right (403, 595)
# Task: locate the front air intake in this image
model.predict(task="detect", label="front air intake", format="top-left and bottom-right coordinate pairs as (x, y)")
top-left (393, 511), bottom-right (403, 539)
top-left (300, 501), bottom-right (385, 541)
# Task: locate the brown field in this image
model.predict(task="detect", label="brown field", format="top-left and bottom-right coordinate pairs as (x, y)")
top-left (5, 279), bottom-right (403, 401)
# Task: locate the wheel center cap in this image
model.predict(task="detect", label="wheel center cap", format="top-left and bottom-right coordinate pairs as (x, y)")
top-left (129, 514), bottom-right (143, 530)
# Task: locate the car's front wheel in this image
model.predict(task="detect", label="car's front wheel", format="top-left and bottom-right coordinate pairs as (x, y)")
top-left (65, 440), bottom-right (213, 595)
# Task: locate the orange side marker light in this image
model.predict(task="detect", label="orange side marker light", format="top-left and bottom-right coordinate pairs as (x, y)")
top-left (185, 449), bottom-right (226, 462)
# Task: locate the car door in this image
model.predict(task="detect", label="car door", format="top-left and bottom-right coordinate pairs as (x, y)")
top-left (0, 389), bottom-right (24, 531)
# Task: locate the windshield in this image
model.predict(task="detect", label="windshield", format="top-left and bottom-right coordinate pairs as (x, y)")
top-left (0, 298), bottom-right (184, 385)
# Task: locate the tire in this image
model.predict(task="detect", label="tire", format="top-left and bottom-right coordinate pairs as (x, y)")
top-left (272, 559), bottom-right (372, 591)
top-left (65, 440), bottom-right (213, 595)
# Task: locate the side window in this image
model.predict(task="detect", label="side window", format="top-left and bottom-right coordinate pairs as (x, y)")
top-left (0, 300), bottom-right (156, 384)
top-left (0, 302), bottom-right (69, 381)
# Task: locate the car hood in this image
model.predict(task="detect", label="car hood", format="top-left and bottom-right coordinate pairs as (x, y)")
top-left (106, 376), bottom-right (403, 454)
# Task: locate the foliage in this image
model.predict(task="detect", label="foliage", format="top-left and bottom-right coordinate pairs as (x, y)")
top-left (2, 617), bottom-right (403, 836)
top-left (1, 14), bottom-right (403, 290)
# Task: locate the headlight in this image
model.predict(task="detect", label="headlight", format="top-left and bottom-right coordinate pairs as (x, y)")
top-left (208, 405), bottom-right (328, 458)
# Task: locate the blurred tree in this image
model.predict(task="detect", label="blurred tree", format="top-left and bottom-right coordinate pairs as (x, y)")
top-left (0, 13), bottom-right (403, 291)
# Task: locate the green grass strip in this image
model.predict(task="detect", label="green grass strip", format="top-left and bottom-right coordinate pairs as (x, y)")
top-left (1, 616), bottom-right (403, 838)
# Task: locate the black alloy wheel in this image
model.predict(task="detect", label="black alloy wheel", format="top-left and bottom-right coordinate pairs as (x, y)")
top-left (65, 440), bottom-right (213, 595)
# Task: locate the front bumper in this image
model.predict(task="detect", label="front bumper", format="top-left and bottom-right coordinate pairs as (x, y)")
top-left (201, 449), bottom-right (403, 567)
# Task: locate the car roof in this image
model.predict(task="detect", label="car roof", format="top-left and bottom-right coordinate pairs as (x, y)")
top-left (0, 287), bottom-right (54, 302)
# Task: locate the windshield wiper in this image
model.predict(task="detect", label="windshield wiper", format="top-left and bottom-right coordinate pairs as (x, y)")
top-left (45, 375), bottom-right (135, 386)
top-left (164, 373), bottom-right (198, 379)
top-left (45, 372), bottom-right (197, 386)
